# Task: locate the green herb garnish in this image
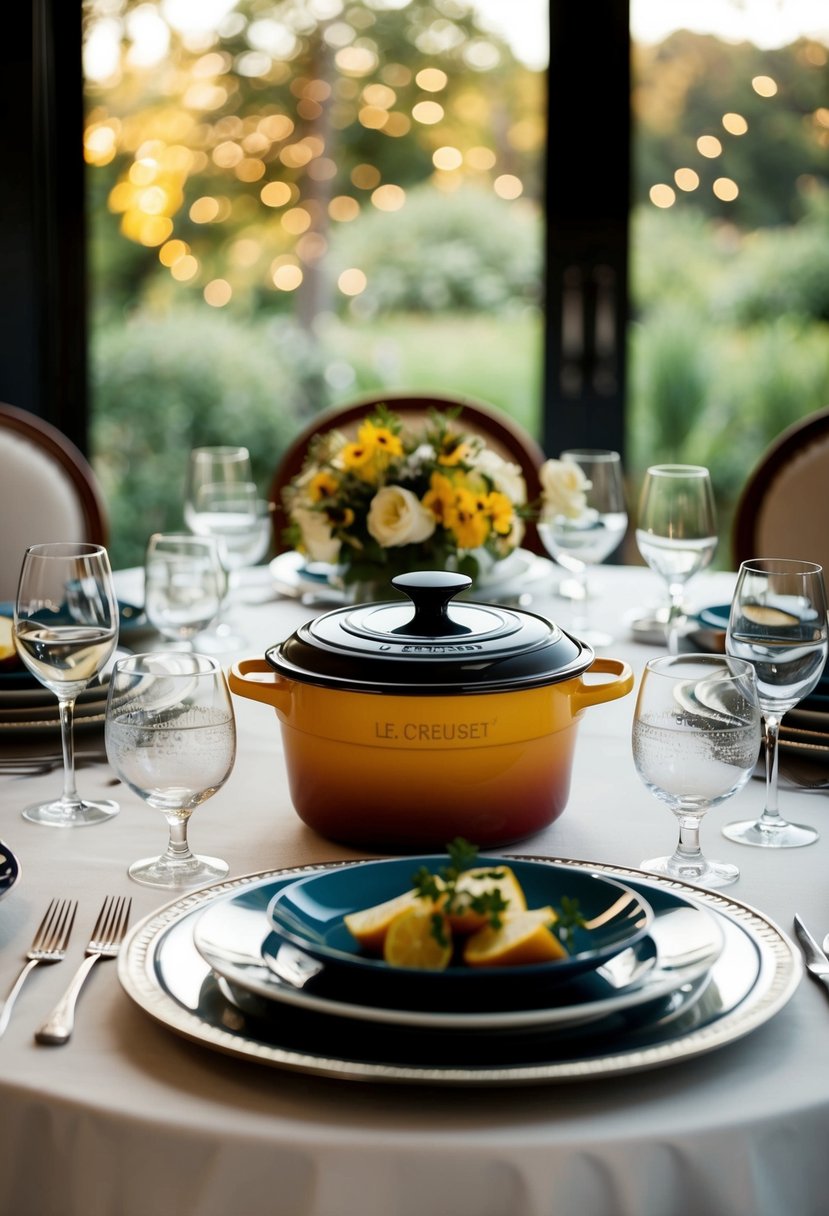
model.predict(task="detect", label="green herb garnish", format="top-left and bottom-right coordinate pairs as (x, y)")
top-left (412, 837), bottom-right (510, 947)
top-left (412, 838), bottom-right (587, 951)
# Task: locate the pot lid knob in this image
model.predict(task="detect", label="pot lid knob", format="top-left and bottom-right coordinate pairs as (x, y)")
top-left (391, 571), bottom-right (472, 638)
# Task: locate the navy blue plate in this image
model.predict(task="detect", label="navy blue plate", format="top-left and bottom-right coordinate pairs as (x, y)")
top-left (0, 840), bottom-right (20, 901)
top-left (266, 856), bottom-right (653, 1011)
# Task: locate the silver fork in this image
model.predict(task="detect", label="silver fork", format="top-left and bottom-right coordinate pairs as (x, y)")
top-left (0, 898), bottom-right (77, 1037)
top-left (35, 895), bottom-right (132, 1046)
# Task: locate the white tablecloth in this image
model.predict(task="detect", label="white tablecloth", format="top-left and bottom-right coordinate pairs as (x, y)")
top-left (0, 564), bottom-right (826, 1216)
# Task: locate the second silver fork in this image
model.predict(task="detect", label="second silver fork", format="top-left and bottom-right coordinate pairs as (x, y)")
top-left (35, 894), bottom-right (132, 1046)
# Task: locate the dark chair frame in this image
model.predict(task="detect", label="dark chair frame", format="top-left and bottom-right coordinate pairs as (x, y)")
top-left (0, 401), bottom-right (108, 546)
top-left (732, 405), bottom-right (829, 568)
top-left (269, 392), bottom-right (547, 555)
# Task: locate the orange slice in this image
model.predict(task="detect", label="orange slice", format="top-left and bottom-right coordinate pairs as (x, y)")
top-left (343, 889), bottom-right (424, 954)
top-left (383, 905), bottom-right (452, 971)
top-left (442, 865), bottom-right (527, 935)
top-left (463, 907), bottom-right (568, 968)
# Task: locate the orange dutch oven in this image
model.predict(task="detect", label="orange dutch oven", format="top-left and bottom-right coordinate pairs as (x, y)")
top-left (229, 571), bottom-right (633, 850)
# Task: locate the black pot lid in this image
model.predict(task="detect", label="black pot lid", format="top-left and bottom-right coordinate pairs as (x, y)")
top-left (265, 571), bottom-right (593, 695)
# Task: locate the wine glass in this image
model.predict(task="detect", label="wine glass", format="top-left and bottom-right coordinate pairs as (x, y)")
top-left (105, 652), bottom-right (236, 888)
top-left (538, 449), bottom-right (627, 646)
top-left (144, 533), bottom-right (225, 650)
top-left (14, 542), bottom-right (120, 827)
top-left (633, 653), bottom-right (761, 888)
top-left (723, 557), bottom-right (828, 848)
top-left (635, 464), bottom-right (718, 655)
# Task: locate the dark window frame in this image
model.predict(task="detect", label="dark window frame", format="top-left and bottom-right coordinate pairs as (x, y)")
top-left (0, 1), bottom-right (630, 460)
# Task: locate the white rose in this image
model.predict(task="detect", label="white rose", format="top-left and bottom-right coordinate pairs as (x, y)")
top-left (367, 485), bottom-right (436, 548)
top-left (291, 504), bottom-right (341, 564)
top-left (470, 448), bottom-right (527, 505)
top-left (539, 458), bottom-right (591, 520)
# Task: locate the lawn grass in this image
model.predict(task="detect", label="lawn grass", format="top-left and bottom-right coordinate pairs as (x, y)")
top-left (322, 311), bottom-right (544, 439)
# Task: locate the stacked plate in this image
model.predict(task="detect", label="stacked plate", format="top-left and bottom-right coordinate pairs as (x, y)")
top-left (117, 855), bottom-right (801, 1085)
top-left (0, 599), bottom-right (151, 737)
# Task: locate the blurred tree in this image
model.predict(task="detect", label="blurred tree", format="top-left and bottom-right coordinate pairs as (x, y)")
top-left (83, 0), bottom-right (544, 328)
top-left (633, 31), bottom-right (828, 227)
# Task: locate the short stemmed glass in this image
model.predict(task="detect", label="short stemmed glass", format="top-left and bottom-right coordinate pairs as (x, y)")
top-left (14, 542), bottom-right (120, 826)
top-left (144, 533), bottom-right (225, 651)
top-left (105, 652), bottom-right (236, 888)
top-left (633, 654), bottom-right (761, 888)
top-left (636, 464), bottom-right (718, 655)
top-left (723, 557), bottom-right (828, 848)
top-left (538, 449), bottom-right (627, 646)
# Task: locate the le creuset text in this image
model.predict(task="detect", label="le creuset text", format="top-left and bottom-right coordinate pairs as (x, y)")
top-left (374, 719), bottom-right (495, 742)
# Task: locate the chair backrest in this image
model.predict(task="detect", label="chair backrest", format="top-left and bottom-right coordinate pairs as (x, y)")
top-left (269, 391), bottom-right (547, 556)
top-left (0, 403), bottom-right (109, 600)
top-left (732, 406), bottom-right (829, 575)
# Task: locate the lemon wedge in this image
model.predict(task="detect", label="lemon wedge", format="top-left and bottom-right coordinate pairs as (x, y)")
top-left (383, 905), bottom-right (452, 971)
top-left (343, 889), bottom-right (424, 954)
top-left (0, 616), bottom-right (21, 671)
top-left (463, 906), bottom-right (568, 967)
top-left (442, 865), bottom-right (527, 935)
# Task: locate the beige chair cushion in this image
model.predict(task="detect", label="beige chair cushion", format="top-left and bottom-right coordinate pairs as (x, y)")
top-left (0, 431), bottom-right (91, 601)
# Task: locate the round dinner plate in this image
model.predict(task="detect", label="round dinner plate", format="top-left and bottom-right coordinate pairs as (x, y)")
top-left (264, 857), bottom-right (654, 1009)
top-left (0, 840), bottom-right (20, 901)
top-left (269, 548), bottom-right (558, 606)
top-left (194, 871), bottom-right (721, 1032)
top-left (118, 856), bottom-right (801, 1086)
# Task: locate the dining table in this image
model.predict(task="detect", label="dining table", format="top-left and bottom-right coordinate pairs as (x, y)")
top-left (0, 558), bottom-right (826, 1216)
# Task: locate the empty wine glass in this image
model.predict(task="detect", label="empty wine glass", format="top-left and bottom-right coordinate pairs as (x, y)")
top-left (538, 449), bottom-right (627, 646)
top-left (144, 533), bottom-right (225, 650)
top-left (105, 652), bottom-right (236, 888)
top-left (14, 542), bottom-right (120, 826)
top-left (636, 464), bottom-right (718, 655)
top-left (633, 653), bottom-right (761, 888)
top-left (724, 557), bottom-right (828, 848)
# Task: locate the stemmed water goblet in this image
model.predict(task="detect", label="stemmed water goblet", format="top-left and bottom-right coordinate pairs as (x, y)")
top-left (14, 541), bottom-right (120, 826)
top-left (105, 652), bottom-right (236, 888)
top-left (723, 557), bottom-right (828, 848)
top-left (144, 533), bottom-right (225, 651)
top-left (633, 653), bottom-right (761, 888)
top-left (184, 446), bottom-right (267, 649)
top-left (635, 464), bottom-right (718, 655)
top-left (538, 449), bottom-right (627, 646)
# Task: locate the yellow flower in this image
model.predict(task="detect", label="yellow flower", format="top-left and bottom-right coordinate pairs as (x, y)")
top-left (485, 490), bottom-right (515, 536)
top-left (341, 440), bottom-right (374, 474)
top-left (309, 470), bottom-right (339, 502)
top-left (358, 420), bottom-right (403, 461)
top-left (448, 487), bottom-right (490, 549)
top-left (437, 432), bottom-right (470, 467)
top-left (423, 471), bottom-right (456, 524)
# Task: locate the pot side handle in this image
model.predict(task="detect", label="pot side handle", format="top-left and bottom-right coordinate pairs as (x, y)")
top-left (570, 657), bottom-right (634, 713)
top-left (228, 658), bottom-right (290, 710)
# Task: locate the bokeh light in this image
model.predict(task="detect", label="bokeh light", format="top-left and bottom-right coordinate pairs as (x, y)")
top-left (713, 177), bottom-right (739, 201)
top-left (752, 75), bottom-right (778, 97)
top-left (722, 112), bottom-right (748, 135)
top-left (204, 279), bottom-right (232, 306)
top-left (338, 268), bottom-right (367, 296)
top-left (674, 168), bottom-right (700, 191)
top-left (649, 184), bottom-right (676, 208)
top-left (697, 135), bottom-right (723, 158)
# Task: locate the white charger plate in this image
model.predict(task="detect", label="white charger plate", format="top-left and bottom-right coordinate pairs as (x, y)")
top-left (118, 856), bottom-right (801, 1086)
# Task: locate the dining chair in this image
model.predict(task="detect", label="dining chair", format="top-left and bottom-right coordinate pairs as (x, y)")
top-left (0, 402), bottom-right (109, 599)
top-left (269, 391), bottom-right (547, 555)
top-left (732, 405), bottom-right (829, 573)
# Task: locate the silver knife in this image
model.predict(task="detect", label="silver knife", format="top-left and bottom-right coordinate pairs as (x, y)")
top-left (793, 915), bottom-right (829, 997)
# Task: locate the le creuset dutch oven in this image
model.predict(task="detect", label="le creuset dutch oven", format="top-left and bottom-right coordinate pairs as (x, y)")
top-left (228, 571), bottom-right (634, 850)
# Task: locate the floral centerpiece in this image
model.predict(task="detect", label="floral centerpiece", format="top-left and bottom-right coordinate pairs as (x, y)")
top-left (283, 406), bottom-right (529, 595)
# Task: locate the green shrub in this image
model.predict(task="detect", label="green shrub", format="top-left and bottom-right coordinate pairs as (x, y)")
top-left (326, 185), bottom-right (542, 315)
top-left (90, 308), bottom-right (311, 568)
